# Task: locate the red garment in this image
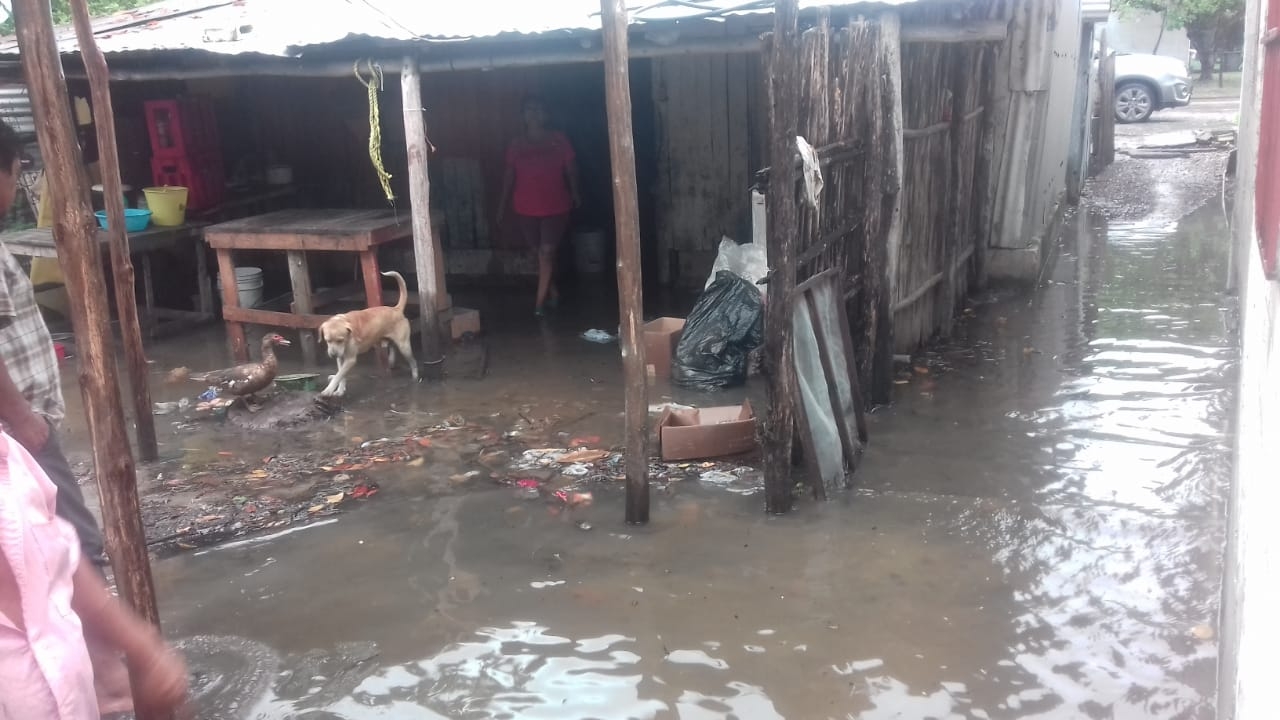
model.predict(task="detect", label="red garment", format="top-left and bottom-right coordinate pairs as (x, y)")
top-left (506, 131), bottom-right (575, 218)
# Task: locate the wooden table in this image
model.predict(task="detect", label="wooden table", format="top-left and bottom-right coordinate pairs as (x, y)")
top-left (0, 223), bottom-right (214, 337)
top-left (203, 209), bottom-right (413, 366)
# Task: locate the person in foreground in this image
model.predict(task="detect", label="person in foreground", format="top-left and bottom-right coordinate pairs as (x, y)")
top-left (0, 119), bottom-right (186, 716)
top-left (0, 429), bottom-right (189, 719)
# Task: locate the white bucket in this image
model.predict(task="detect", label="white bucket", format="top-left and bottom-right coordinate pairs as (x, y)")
top-left (572, 229), bottom-right (607, 274)
top-left (234, 266), bottom-right (263, 308)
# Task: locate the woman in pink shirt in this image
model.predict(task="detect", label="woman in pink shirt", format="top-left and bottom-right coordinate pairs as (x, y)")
top-left (0, 431), bottom-right (188, 719)
top-left (498, 95), bottom-right (582, 316)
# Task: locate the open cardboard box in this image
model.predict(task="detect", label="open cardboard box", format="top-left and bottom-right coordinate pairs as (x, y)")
top-left (657, 400), bottom-right (757, 461)
top-left (644, 317), bottom-right (685, 379)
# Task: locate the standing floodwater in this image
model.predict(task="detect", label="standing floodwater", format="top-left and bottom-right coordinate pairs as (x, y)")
top-left (147, 198), bottom-right (1234, 720)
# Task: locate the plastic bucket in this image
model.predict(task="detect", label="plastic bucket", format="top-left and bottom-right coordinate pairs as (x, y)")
top-left (234, 266), bottom-right (263, 308)
top-left (143, 186), bottom-right (188, 226)
top-left (572, 229), bottom-right (607, 274)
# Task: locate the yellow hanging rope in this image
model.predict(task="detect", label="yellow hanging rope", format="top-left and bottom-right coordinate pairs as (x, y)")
top-left (354, 59), bottom-right (395, 203)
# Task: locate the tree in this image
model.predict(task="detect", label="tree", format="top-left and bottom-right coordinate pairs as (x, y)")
top-left (0, 0), bottom-right (156, 37)
top-left (1117, 0), bottom-right (1246, 80)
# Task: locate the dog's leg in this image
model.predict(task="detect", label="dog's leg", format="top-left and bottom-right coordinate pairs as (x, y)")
top-left (383, 339), bottom-right (397, 371)
top-left (392, 329), bottom-right (419, 381)
top-left (322, 353), bottom-right (357, 397)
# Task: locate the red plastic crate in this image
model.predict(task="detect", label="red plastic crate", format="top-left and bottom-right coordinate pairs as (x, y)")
top-left (144, 97), bottom-right (221, 158)
top-left (150, 152), bottom-right (224, 211)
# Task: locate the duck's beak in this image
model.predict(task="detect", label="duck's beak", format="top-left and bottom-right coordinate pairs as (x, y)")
top-left (276, 338), bottom-right (292, 347)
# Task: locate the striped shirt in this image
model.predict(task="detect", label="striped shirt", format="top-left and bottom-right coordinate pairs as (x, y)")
top-left (0, 243), bottom-right (63, 425)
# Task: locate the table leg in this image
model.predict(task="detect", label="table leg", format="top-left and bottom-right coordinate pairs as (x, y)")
top-left (287, 250), bottom-right (318, 368)
top-left (196, 243), bottom-right (213, 320)
top-left (359, 250), bottom-right (389, 370)
top-left (141, 253), bottom-right (157, 338)
top-left (216, 248), bottom-right (249, 363)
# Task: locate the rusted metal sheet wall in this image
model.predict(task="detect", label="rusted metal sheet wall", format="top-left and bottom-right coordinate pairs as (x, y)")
top-left (652, 52), bottom-right (765, 285)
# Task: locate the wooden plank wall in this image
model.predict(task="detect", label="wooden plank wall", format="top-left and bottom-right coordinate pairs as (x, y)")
top-left (892, 40), bottom-right (991, 353)
top-left (652, 52), bottom-right (764, 286)
top-left (777, 17), bottom-right (898, 402)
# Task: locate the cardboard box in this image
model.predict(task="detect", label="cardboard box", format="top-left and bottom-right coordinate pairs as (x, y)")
top-left (644, 317), bottom-right (686, 379)
top-left (658, 401), bottom-right (757, 461)
top-left (449, 307), bottom-right (481, 340)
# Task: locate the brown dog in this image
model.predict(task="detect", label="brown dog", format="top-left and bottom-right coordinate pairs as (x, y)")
top-left (319, 271), bottom-right (418, 396)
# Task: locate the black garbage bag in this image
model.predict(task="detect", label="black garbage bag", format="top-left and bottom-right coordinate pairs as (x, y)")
top-left (672, 271), bottom-right (764, 390)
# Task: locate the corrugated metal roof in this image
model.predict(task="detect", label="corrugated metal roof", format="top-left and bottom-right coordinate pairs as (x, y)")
top-left (1081, 0), bottom-right (1111, 22)
top-left (0, 0), bottom-right (937, 59)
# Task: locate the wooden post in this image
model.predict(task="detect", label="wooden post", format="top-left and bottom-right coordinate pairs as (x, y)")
top-left (68, 0), bottom-right (157, 461)
top-left (12, 2), bottom-right (166, 719)
top-left (600, 0), bottom-right (650, 525)
top-left (286, 250), bottom-right (317, 367)
top-left (942, 49), bottom-right (970, 338)
top-left (400, 57), bottom-right (446, 378)
top-left (1095, 30), bottom-right (1116, 173)
top-left (877, 12), bottom-right (905, 400)
top-left (762, 0), bottom-right (800, 515)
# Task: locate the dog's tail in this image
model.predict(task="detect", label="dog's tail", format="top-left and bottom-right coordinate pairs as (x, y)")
top-left (381, 270), bottom-right (408, 312)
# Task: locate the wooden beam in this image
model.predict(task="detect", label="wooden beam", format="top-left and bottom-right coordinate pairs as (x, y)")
top-left (48, 36), bottom-right (767, 82)
top-left (600, 0), bottom-right (650, 525)
top-left (900, 20), bottom-right (1008, 44)
top-left (221, 305), bottom-right (331, 329)
top-left (762, 0), bottom-right (801, 516)
top-left (69, 0), bottom-right (157, 462)
top-left (13, 3), bottom-right (166, 719)
top-left (401, 56), bottom-right (446, 378)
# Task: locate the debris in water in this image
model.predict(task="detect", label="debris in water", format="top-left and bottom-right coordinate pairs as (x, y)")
top-left (577, 521), bottom-right (593, 531)
top-left (349, 483), bottom-right (379, 500)
top-left (581, 329), bottom-right (615, 343)
top-left (557, 449), bottom-right (611, 464)
top-left (562, 463), bottom-right (591, 477)
top-left (1190, 624), bottom-right (1215, 641)
top-left (570, 435), bottom-right (602, 446)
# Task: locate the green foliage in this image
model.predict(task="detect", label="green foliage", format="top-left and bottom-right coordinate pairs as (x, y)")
top-left (1115, 0), bottom-right (1244, 31)
top-left (1, 0), bottom-right (158, 37)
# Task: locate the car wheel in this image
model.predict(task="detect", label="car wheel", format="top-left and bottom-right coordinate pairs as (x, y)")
top-left (1115, 82), bottom-right (1155, 123)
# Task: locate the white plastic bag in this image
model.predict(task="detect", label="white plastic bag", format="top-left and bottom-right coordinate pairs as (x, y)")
top-left (704, 236), bottom-right (768, 293)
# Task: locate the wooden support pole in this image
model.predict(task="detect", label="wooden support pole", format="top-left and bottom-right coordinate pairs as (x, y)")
top-left (600, 0), bottom-right (650, 525)
top-left (762, 0), bottom-right (800, 515)
top-left (942, 48), bottom-right (971, 338)
top-left (400, 56), bottom-right (446, 378)
top-left (877, 12), bottom-right (905, 400)
top-left (286, 250), bottom-right (318, 367)
top-left (12, 3), bottom-right (166, 719)
top-left (68, 0), bottom-right (157, 461)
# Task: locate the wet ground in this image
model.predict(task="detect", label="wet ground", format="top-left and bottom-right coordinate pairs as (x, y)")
top-left (53, 107), bottom-right (1237, 717)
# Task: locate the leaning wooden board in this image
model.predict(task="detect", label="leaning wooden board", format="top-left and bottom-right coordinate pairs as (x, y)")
top-left (791, 269), bottom-right (868, 500)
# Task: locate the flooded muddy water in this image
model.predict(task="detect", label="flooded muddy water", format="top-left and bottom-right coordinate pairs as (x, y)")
top-left (135, 202), bottom-right (1235, 720)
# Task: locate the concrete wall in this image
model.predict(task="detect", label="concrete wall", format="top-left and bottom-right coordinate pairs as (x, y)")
top-left (1105, 9), bottom-right (1192, 62)
top-left (987, 0), bottom-right (1087, 280)
top-left (1219, 0), bottom-right (1273, 717)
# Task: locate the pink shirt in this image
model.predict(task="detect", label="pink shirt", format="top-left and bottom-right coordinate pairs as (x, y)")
top-left (506, 131), bottom-right (575, 217)
top-left (0, 431), bottom-right (97, 720)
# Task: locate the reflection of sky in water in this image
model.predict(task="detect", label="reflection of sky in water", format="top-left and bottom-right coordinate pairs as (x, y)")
top-left (253, 623), bottom-right (783, 719)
